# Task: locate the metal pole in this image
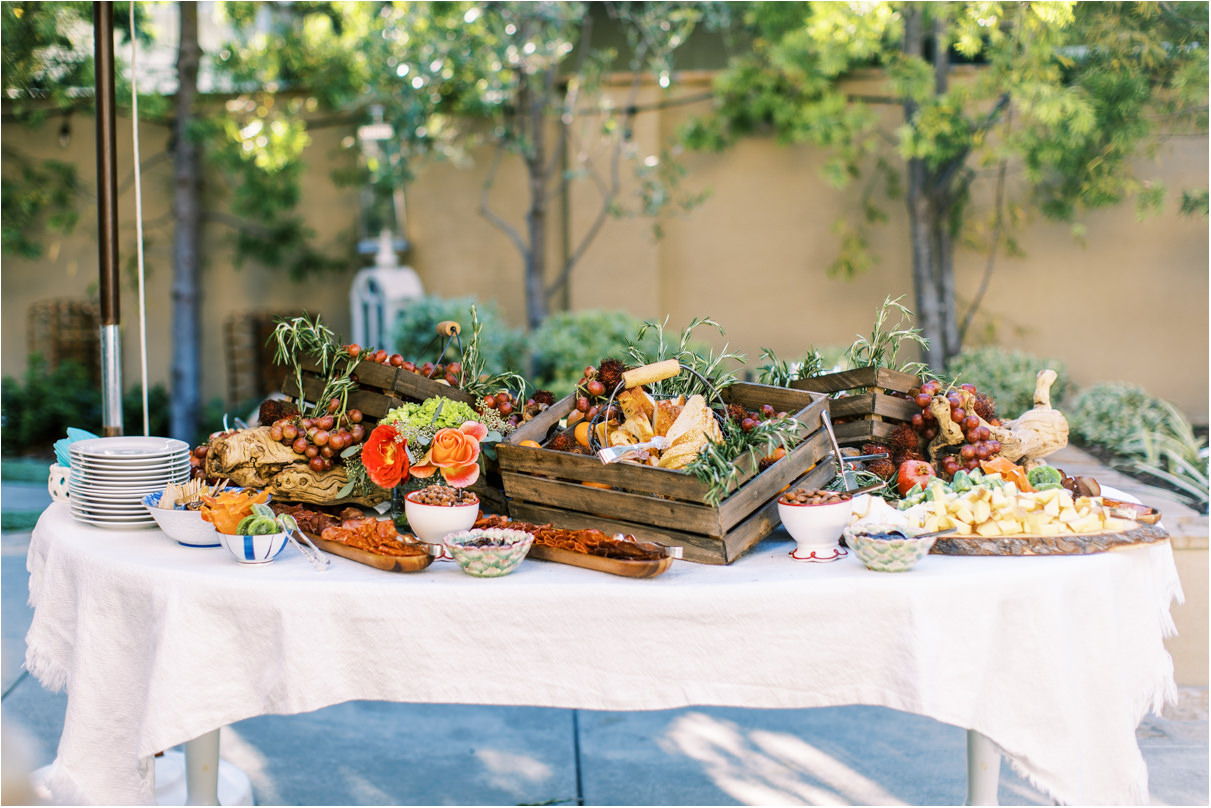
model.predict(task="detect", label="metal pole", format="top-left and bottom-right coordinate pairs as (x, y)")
top-left (94, 1), bottom-right (123, 436)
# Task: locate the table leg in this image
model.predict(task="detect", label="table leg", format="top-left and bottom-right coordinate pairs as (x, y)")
top-left (965, 729), bottom-right (1001, 806)
top-left (183, 729), bottom-right (221, 805)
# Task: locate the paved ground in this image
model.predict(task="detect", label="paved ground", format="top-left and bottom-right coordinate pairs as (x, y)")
top-left (2, 467), bottom-right (1207, 806)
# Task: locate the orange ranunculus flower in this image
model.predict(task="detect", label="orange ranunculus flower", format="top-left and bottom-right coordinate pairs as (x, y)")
top-left (362, 424), bottom-right (410, 488)
top-left (409, 421), bottom-right (486, 488)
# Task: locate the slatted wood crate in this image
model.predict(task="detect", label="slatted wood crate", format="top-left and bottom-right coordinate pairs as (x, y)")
top-left (789, 367), bottom-right (920, 447)
top-left (496, 383), bottom-right (835, 565)
top-left (281, 354), bottom-right (505, 513)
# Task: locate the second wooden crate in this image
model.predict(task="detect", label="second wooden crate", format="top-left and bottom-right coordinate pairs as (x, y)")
top-left (789, 367), bottom-right (920, 447)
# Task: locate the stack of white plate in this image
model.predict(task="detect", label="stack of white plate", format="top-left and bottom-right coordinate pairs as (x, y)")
top-left (68, 437), bottom-right (192, 528)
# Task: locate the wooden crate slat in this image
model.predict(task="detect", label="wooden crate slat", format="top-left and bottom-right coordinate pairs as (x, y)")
top-left (496, 445), bottom-right (710, 501)
top-left (716, 428), bottom-right (834, 533)
top-left (870, 393), bottom-right (920, 421)
top-left (500, 471), bottom-right (724, 536)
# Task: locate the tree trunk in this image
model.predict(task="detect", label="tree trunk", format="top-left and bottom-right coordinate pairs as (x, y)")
top-left (170, 3), bottom-right (201, 442)
top-left (902, 5), bottom-right (960, 373)
top-left (522, 78), bottom-right (549, 332)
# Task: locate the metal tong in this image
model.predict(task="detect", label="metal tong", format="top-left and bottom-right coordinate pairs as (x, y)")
top-left (598, 436), bottom-right (670, 464)
top-left (819, 410), bottom-right (889, 493)
top-left (276, 514), bottom-right (331, 571)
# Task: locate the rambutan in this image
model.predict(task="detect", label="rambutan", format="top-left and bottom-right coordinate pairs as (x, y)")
top-left (596, 358), bottom-right (626, 392)
top-left (533, 390), bottom-right (556, 407)
top-left (860, 442), bottom-right (896, 479)
top-left (971, 392), bottom-right (997, 423)
top-left (726, 403), bottom-right (749, 423)
top-left (258, 398), bottom-right (298, 426)
top-left (548, 433), bottom-right (577, 454)
top-left (887, 423), bottom-right (921, 457)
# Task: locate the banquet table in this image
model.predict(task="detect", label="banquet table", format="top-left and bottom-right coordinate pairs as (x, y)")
top-left (25, 501), bottom-right (1182, 806)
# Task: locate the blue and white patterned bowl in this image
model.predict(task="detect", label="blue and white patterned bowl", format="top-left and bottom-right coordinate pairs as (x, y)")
top-left (142, 490), bottom-right (222, 547)
top-left (216, 529), bottom-right (289, 564)
top-left (442, 528), bottom-right (534, 578)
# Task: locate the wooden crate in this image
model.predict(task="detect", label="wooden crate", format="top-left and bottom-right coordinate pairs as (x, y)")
top-left (495, 383), bottom-right (836, 565)
top-left (281, 354), bottom-right (505, 513)
top-left (789, 367), bottom-right (920, 446)
top-left (282, 355), bottom-right (477, 421)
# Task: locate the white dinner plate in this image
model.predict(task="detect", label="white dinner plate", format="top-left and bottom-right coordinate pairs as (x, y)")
top-left (68, 495), bottom-right (159, 510)
top-left (69, 493), bottom-right (156, 506)
top-left (72, 456), bottom-right (189, 470)
top-left (70, 456), bottom-right (190, 471)
top-left (70, 437), bottom-right (190, 459)
top-left (70, 513), bottom-right (158, 529)
top-left (70, 474), bottom-right (190, 490)
top-left (70, 505), bottom-right (156, 520)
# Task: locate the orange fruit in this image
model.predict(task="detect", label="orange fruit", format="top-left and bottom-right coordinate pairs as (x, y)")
top-left (574, 421), bottom-right (592, 448)
top-left (519, 439), bottom-right (541, 449)
top-left (582, 481), bottom-right (613, 490)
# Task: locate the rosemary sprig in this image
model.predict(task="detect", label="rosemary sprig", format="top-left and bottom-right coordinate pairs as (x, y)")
top-left (626, 316), bottom-right (745, 400)
top-left (756, 346), bottom-right (829, 387)
top-left (269, 313), bottom-right (361, 418)
top-left (460, 305), bottom-right (529, 401)
top-left (684, 413), bottom-right (805, 507)
top-left (845, 294), bottom-right (930, 376)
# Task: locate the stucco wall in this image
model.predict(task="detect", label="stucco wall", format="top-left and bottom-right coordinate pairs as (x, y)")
top-left (2, 76), bottom-right (1207, 424)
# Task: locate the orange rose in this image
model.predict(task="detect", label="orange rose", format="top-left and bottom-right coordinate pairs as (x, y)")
top-left (361, 424), bottom-right (410, 488)
top-left (409, 421), bottom-right (487, 488)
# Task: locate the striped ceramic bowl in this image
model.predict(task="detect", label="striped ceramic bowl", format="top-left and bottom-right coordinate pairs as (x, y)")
top-left (217, 529), bottom-right (289, 564)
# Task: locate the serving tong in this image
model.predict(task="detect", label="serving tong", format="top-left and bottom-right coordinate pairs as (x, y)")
top-left (819, 410), bottom-right (889, 494)
top-left (597, 436), bottom-right (670, 464)
top-left (276, 514), bottom-right (331, 572)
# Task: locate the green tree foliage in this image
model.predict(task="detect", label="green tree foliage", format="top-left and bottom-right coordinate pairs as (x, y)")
top-left (683, 1), bottom-right (1208, 369)
top-left (210, 1), bottom-right (722, 319)
top-left (1, 2), bottom-right (148, 258)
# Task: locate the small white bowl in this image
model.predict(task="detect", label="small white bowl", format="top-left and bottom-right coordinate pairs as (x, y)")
top-left (778, 495), bottom-right (854, 562)
top-left (216, 530), bottom-right (289, 564)
top-left (403, 490), bottom-right (480, 549)
top-left (142, 491), bottom-right (222, 547)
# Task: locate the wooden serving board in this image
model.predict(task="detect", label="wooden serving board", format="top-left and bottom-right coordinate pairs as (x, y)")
top-left (527, 543), bottom-right (675, 578)
top-left (931, 522), bottom-right (1169, 556)
top-left (308, 532), bottom-right (434, 572)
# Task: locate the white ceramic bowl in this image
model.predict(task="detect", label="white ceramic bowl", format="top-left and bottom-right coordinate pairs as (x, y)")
top-left (845, 528), bottom-right (938, 573)
top-left (403, 491), bottom-right (480, 546)
top-left (142, 491), bottom-right (222, 547)
top-left (216, 530), bottom-right (289, 564)
top-left (442, 528), bottom-right (534, 578)
top-left (778, 496), bottom-right (854, 562)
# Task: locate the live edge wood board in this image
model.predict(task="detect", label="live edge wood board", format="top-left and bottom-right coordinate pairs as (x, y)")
top-left (497, 383), bottom-right (836, 565)
top-left (790, 367), bottom-right (920, 447)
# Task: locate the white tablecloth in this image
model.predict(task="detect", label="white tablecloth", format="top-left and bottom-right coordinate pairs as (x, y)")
top-left (26, 502), bottom-right (1181, 805)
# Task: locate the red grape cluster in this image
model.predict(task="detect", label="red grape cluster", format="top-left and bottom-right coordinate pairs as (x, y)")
top-left (343, 343), bottom-right (464, 388)
top-left (910, 380), bottom-right (1002, 479)
top-left (268, 397), bottom-right (368, 474)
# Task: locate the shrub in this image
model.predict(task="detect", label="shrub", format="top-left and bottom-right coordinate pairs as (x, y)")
top-left (945, 347), bottom-right (1070, 419)
top-left (529, 309), bottom-right (661, 396)
top-left (1067, 383), bottom-right (1173, 451)
top-left (1, 354), bottom-right (176, 455)
top-left (391, 296), bottom-right (525, 377)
